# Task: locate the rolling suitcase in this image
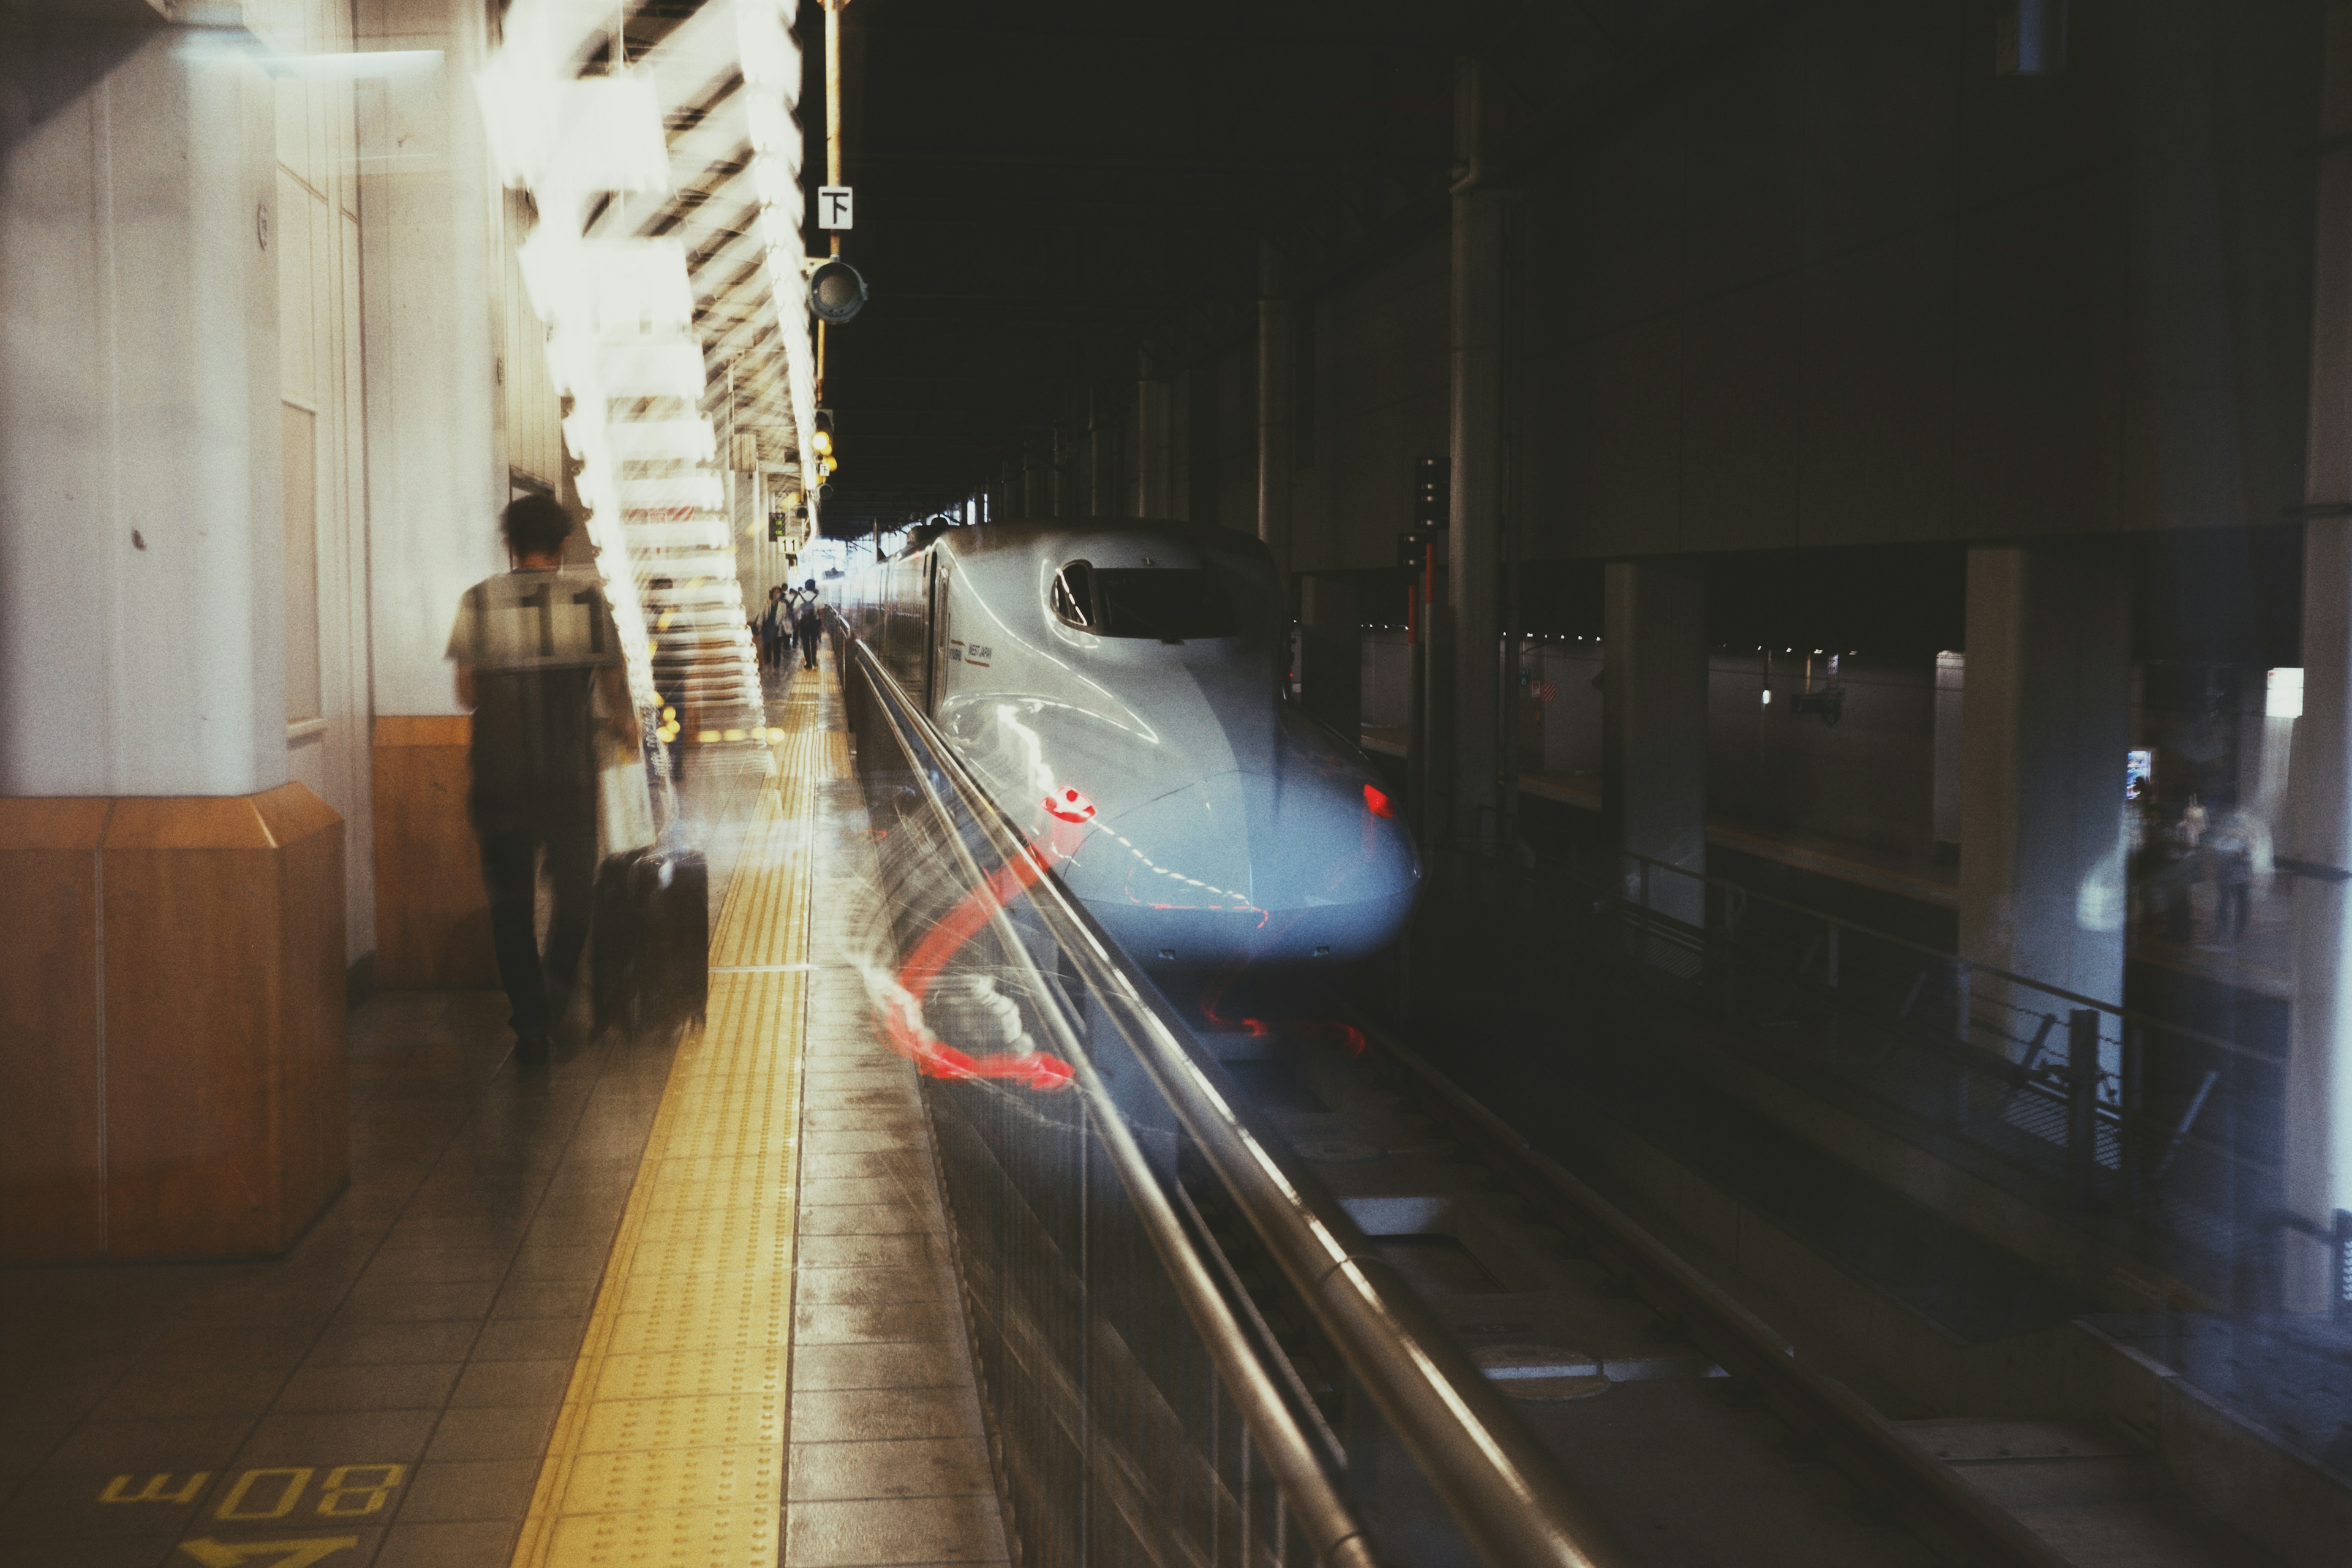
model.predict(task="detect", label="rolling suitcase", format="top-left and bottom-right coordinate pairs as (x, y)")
top-left (592, 844), bottom-right (709, 1038)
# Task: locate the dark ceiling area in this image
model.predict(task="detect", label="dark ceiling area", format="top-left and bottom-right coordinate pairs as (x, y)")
top-left (797, 0), bottom-right (1599, 535)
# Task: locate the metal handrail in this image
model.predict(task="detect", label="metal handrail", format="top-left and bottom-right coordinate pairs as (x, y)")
top-left (846, 637), bottom-right (1622, 1568)
top-left (847, 641), bottom-right (1373, 1568)
top-left (1602, 844), bottom-right (2282, 1068)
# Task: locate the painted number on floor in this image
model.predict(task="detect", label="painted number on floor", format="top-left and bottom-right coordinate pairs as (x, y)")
top-left (177, 1538), bottom-right (360, 1567)
top-left (97, 1463), bottom-right (405, 1520)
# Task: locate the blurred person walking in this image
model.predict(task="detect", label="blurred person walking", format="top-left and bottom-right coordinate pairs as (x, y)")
top-left (2210, 809), bottom-right (2255, 943)
top-left (448, 496), bottom-right (634, 1059)
top-left (758, 584), bottom-right (791, 674)
top-left (794, 576), bottom-right (824, 669)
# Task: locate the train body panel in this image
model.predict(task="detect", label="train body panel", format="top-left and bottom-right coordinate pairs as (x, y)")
top-left (842, 521), bottom-right (1420, 970)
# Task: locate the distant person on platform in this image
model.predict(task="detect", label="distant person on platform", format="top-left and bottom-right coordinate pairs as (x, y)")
top-left (795, 576), bottom-right (823, 669)
top-left (758, 584), bottom-right (790, 673)
top-left (2208, 809), bottom-right (2255, 943)
top-left (447, 496), bottom-right (633, 1060)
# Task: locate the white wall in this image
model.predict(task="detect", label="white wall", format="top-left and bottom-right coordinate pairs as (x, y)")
top-left (253, 0), bottom-right (377, 962)
top-left (0, 25), bottom-right (284, 797)
top-left (354, 0), bottom-right (505, 718)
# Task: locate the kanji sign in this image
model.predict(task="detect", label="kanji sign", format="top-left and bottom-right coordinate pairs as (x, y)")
top-left (818, 186), bottom-right (854, 229)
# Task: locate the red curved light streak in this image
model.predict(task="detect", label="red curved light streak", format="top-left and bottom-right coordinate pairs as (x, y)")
top-left (876, 795), bottom-right (1095, 1091)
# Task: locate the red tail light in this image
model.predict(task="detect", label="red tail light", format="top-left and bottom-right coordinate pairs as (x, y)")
top-left (1046, 786), bottom-right (1097, 824)
top-left (1364, 784), bottom-right (1395, 819)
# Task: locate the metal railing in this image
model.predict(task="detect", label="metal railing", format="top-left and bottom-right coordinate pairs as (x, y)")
top-left (1531, 841), bottom-right (2285, 1301)
top-left (839, 635), bottom-right (1618, 1568)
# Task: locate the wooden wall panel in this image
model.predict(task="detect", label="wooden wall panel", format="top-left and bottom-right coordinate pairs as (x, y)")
top-left (0, 800), bottom-right (110, 1262)
top-left (371, 714), bottom-right (495, 988)
top-left (102, 785), bottom-right (347, 1258)
top-left (262, 785), bottom-right (350, 1243)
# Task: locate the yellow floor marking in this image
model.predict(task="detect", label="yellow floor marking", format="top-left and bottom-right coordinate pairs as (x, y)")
top-left (512, 674), bottom-right (834, 1568)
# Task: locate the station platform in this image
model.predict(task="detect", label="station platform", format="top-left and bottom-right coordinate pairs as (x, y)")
top-left (0, 653), bottom-right (1005, 1568)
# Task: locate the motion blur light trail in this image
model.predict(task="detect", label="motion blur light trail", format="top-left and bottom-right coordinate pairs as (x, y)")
top-left (867, 793), bottom-right (1096, 1091)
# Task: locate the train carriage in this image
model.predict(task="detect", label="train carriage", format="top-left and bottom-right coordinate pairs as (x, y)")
top-left (841, 520), bottom-right (1421, 969)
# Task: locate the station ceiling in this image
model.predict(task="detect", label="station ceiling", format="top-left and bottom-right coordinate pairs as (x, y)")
top-left (799, 0), bottom-right (1558, 534)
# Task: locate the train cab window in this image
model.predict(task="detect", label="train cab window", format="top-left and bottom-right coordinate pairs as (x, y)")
top-left (1095, 568), bottom-right (1235, 641)
top-left (1051, 561), bottom-right (1098, 629)
top-left (1053, 560), bottom-right (1237, 641)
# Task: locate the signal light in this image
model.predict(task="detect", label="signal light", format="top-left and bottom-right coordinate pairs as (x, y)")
top-left (811, 430), bottom-right (832, 456)
top-left (808, 258), bottom-right (867, 324)
top-left (1412, 455), bottom-right (1449, 529)
top-left (1363, 784), bottom-right (1395, 819)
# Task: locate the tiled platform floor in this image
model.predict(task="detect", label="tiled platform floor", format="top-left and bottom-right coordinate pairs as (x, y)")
top-left (0, 651), bottom-right (1009, 1568)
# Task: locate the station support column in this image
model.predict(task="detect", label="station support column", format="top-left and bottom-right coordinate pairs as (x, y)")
top-left (1257, 240), bottom-right (1294, 578)
top-left (2282, 1), bottom-right (2352, 1313)
top-left (1955, 546), bottom-right (2131, 1017)
top-left (1088, 390), bottom-right (1112, 516)
top-left (1602, 565), bottom-right (1708, 925)
top-left (0, 19), bottom-right (347, 1262)
top-left (1024, 441), bottom-right (1051, 519)
top-left (1052, 425), bottom-right (1071, 518)
top-left (1446, 54), bottom-right (1507, 861)
top-left (1138, 352), bottom-right (1174, 519)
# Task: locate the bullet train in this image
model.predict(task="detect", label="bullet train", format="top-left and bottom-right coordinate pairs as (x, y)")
top-left (839, 520), bottom-right (1421, 969)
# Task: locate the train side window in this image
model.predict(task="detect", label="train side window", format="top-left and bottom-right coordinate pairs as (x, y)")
top-left (1051, 561), bottom-right (1098, 630)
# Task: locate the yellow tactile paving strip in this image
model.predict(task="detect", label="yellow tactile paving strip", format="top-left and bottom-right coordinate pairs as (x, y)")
top-left (511, 668), bottom-right (837, 1568)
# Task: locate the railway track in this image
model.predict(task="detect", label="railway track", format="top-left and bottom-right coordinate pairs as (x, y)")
top-left (1159, 988), bottom-right (2284, 1568)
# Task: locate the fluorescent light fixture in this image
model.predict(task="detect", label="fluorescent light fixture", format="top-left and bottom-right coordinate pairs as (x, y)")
top-left (584, 241), bottom-right (697, 339)
top-left (2268, 666), bottom-right (2305, 718)
top-left (597, 341), bottom-right (707, 399)
top-left (548, 76), bottom-right (673, 195)
top-left (746, 96), bottom-right (801, 168)
top-left (606, 419), bottom-right (718, 461)
top-left (737, 1), bottom-right (802, 91)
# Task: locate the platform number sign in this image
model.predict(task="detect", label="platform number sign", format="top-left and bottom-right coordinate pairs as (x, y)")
top-left (819, 186), bottom-right (854, 230)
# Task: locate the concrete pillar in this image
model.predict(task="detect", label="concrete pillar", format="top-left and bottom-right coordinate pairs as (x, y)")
top-left (1956, 546), bottom-right (2131, 1012)
top-left (1299, 576), bottom-right (1363, 741)
top-left (2, 26), bottom-right (287, 796)
top-left (1137, 368), bottom-right (1172, 519)
top-left (1023, 441), bottom-right (1049, 519)
top-left (1088, 390), bottom-right (1112, 517)
top-left (1256, 241), bottom-right (1293, 575)
top-left (1602, 564), bottom-right (1708, 925)
top-left (0, 18), bottom-right (347, 1262)
top-left (2283, 2), bottom-right (2352, 1311)
top-left (1447, 60), bottom-right (1507, 854)
top-left (1170, 366), bottom-right (1193, 521)
top-left (356, 0), bottom-right (513, 987)
top-left (1052, 424), bottom-right (1071, 518)
top-left (1932, 650), bottom-right (1966, 854)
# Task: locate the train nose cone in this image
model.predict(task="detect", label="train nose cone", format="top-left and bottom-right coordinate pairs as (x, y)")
top-left (1061, 764), bottom-right (1420, 968)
